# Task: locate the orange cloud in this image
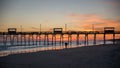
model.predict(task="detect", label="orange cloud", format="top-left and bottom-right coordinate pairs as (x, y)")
top-left (67, 13), bottom-right (120, 31)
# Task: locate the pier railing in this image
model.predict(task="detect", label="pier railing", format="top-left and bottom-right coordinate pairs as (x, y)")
top-left (0, 31), bottom-right (120, 35)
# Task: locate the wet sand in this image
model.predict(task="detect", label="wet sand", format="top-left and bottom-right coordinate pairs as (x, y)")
top-left (0, 44), bottom-right (120, 68)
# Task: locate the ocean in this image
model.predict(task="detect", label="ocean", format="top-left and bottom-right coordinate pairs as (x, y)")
top-left (0, 34), bottom-right (117, 57)
top-left (0, 40), bottom-right (114, 57)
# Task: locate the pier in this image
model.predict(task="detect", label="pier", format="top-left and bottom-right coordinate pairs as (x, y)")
top-left (0, 27), bottom-right (120, 46)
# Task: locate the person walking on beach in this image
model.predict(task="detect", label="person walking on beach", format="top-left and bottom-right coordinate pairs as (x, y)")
top-left (65, 42), bottom-right (68, 48)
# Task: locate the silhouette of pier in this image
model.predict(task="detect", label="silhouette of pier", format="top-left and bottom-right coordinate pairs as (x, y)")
top-left (0, 27), bottom-right (120, 46)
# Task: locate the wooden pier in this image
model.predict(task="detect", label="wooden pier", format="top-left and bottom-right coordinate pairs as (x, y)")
top-left (0, 30), bottom-right (120, 46)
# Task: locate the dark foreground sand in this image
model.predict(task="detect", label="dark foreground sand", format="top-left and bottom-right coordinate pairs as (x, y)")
top-left (0, 44), bottom-right (120, 68)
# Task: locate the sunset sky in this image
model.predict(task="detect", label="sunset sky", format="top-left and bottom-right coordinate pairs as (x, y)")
top-left (0, 0), bottom-right (120, 32)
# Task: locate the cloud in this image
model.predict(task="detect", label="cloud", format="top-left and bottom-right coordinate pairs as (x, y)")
top-left (67, 13), bottom-right (120, 31)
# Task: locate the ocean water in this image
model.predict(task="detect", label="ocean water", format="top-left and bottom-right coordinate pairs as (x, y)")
top-left (0, 34), bottom-right (117, 57)
top-left (0, 40), bottom-right (113, 57)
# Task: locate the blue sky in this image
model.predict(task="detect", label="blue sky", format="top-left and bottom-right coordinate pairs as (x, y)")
top-left (0, 0), bottom-right (120, 31)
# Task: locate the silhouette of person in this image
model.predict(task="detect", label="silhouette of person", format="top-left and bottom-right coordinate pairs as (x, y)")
top-left (65, 42), bottom-right (68, 48)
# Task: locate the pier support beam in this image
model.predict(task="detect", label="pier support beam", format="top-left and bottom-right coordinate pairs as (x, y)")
top-left (86, 34), bottom-right (88, 45)
top-left (44, 35), bottom-right (46, 45)
top-left (35, 35), bottom-right (37, 45)
top-left (61, 34), bottom-right (64, 45)
top-left (20, 35), bottom-right (26, 45)
top-left (4, 35), bottom-right (6, 45)
top-left (51, 35), bottom-right (53, 45)
top-left (113, 33), bottom-right (115, 44)
top-left (28, 34), bottom-right (31, 45)
top-left (104, 33), bottom-right (106, 44)
top-left (47, 34), bottom-right (49, 45)
top-left (52, 34), bottom-right (56, 45)
top-left (3, 35), bottom-right (6, 46)
top-left (13, 35), bottom-right (18, 45)
top-left (39, 34), bottom-right (41, 45)
top-left (69, 34), bottom-right (72, 45)
top-left (55, 35), bottom-right (56, 45)
top-left (76, 34), bottom-right (79, 45)
top-left (93, 34), bottom-right (96, 45)
top-left (32, 35), bottom-right (34, 45)
top-left (84, 34), bottom-right (88, 45)
top-left (6, 35), bottom-right (11, 45)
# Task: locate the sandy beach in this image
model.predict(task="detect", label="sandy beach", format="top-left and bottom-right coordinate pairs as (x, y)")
top-left (0, 44), bottom-right (120, 68)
